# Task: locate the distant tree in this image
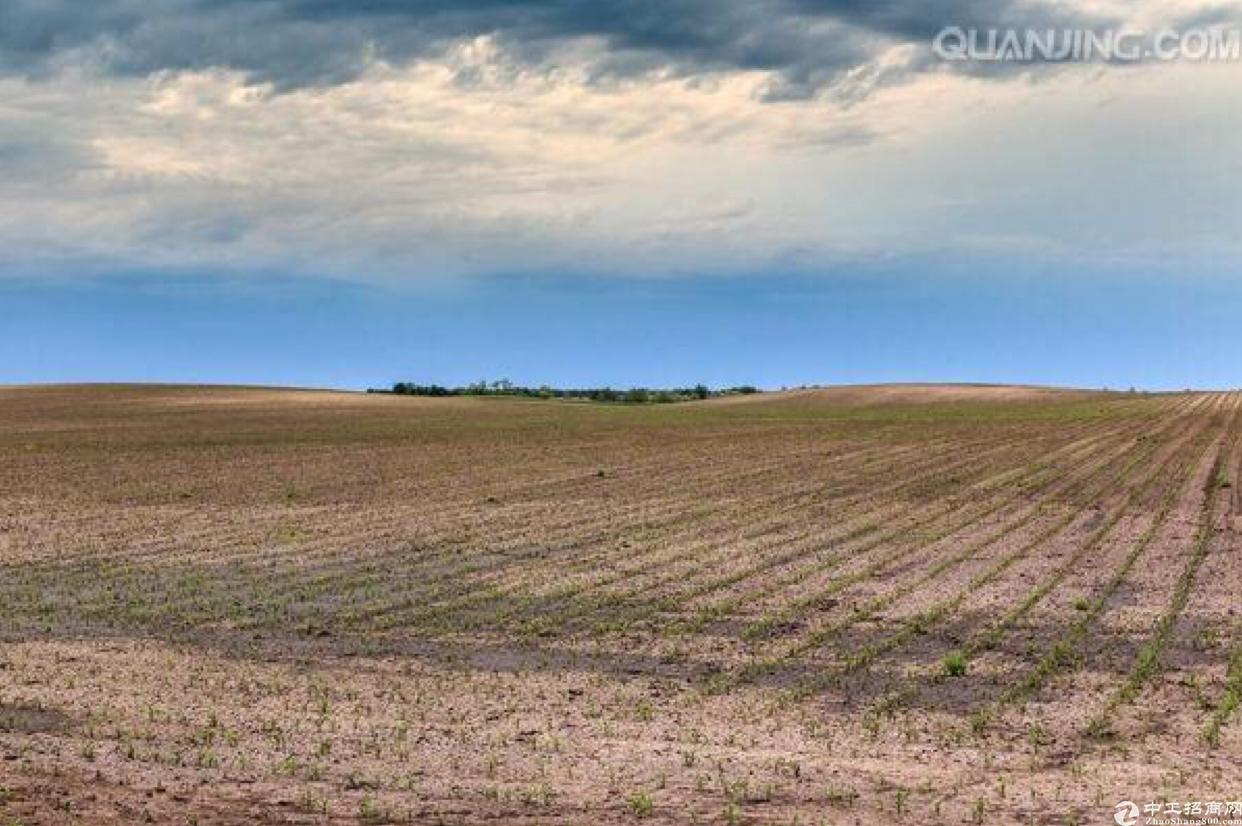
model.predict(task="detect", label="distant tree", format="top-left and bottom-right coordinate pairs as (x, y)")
top-left (380, 381), bottom-right (758, 402)
top-left (625, 388), bottom-right (650, 404)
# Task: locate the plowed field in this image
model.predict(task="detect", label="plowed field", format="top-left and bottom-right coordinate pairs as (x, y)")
top-left (2, 384), bottom-right (1240, 824)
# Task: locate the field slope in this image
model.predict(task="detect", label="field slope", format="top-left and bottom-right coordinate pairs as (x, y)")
top-left (2, 384), bottom-right (1241, 824)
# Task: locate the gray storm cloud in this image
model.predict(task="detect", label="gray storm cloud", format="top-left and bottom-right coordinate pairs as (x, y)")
top-left (0, 0), bottom-right (1120, 92)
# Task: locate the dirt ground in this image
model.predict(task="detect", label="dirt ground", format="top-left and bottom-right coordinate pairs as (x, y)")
top-left (2, 384), bottom-right (1241, 825)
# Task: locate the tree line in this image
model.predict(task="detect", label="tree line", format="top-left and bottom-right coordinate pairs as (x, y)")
top-left (371, 380), bottom-right (760, 403)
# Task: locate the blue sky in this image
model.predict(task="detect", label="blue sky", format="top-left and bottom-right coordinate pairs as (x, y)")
top-left (2, 1), bottom-right (1241, 389)
top-left (5, 262), bottom-right (1240, 390)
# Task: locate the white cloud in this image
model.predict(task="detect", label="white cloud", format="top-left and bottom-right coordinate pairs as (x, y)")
top-left (2, 25), bottom-right (1242, 280)
top-left (0, 39), bottom-right (897, 277)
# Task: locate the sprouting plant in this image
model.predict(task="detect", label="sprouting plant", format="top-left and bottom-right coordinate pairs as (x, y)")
top-left (773, 757), bottom-right (800, 778)
top-left (943, 650), bottom-right (968, 677)
top-left (627, 791), bottom-right (654, 818)
top-left (300, 791), bottom-right (328, 814)
top-left (825, 785), bottom-right (858, 807)
top-left (518, 784), bottom-right (556, 808)
top-left (358, 797), bottom-right (382, 820)
top-left (1196, 627), bottom-right (1221, 650)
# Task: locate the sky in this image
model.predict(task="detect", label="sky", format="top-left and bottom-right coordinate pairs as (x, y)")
top-left (2, 0), bottom-right (1241, 389)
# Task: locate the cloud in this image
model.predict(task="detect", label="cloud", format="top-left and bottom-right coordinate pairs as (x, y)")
top-left (0, 0), bottom-right (1127, 94)
top-left (2, 0), bottom-right (1241, 280)
top-left (0, 44), bottom-right (899, 278)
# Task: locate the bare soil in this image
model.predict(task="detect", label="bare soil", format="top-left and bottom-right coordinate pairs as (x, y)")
top-left (2, 384), bottom-right (1240, 825)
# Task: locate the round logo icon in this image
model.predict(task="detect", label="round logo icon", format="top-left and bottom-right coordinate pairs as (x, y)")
top-left (1114, 800), bottom-right (1140, 826)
